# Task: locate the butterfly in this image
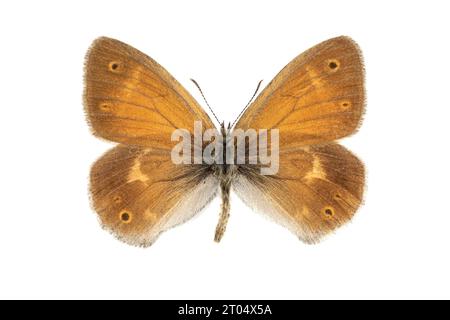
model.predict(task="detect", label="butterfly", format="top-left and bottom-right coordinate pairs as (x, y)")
top-left (83, 36), bottom-right (365, 247)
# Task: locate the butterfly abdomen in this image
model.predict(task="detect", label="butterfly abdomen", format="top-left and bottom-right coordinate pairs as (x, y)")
top-left (214, 165), bottom-right (234, 242)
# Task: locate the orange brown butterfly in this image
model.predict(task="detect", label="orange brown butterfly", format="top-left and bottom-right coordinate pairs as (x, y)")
top-left (83, 36), bottom-right (365, 247)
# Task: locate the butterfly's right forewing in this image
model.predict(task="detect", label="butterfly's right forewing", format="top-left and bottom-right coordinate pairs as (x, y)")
top-left (235, 36), bottom-right (365, 149)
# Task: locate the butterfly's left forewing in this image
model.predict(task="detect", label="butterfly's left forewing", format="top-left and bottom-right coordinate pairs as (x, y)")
top-left (84, 37), bottom-right (215, 148)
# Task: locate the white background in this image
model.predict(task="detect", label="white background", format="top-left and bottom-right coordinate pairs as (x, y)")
top-left (1, 0), bottom-right (449, 300)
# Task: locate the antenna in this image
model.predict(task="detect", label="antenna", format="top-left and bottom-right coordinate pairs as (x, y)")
top-left (231, 80), bottom-right (263, 128)
top-left (190, 79), bottom-right (221, 125)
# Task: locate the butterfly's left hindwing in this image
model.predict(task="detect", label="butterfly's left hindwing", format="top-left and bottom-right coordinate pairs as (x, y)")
top-left (90, 145), bottom-right (217, 247)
